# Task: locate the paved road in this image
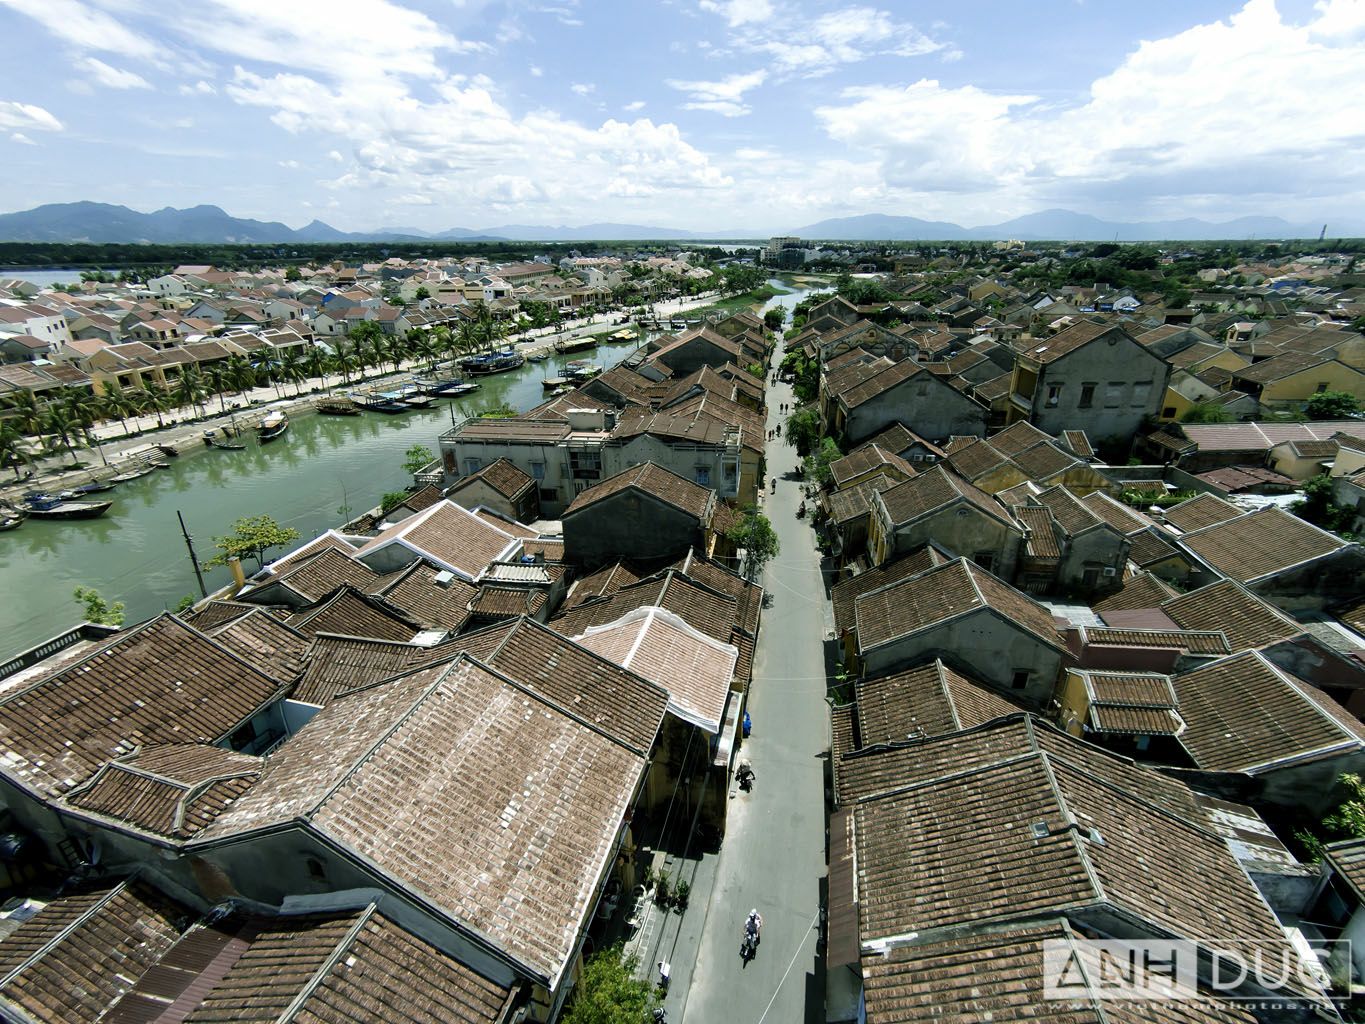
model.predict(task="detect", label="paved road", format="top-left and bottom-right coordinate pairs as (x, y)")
top-left (682, 370), bottom-right (829, 1024)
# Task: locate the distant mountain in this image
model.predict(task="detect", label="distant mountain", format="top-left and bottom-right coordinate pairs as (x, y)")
top-left (475, 222), bottom-right (695, 241)
top-left (794, 208), bottom-right (1363, 241)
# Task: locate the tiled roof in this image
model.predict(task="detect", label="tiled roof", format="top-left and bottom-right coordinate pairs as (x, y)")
top-left (1195, 464), bottom-right (1296, 492)
top-left (0, 881), bottom-right (188, 1023)
top-left (831, 545), bottom-right (952, 633)
top-left (1033, 486), bottom-right (1104, 536)
top-left (1061, 429), bottom-right (1095, 459)
top-left (1173, 651), bottom-right (1365, 772)
top-left (855, 559), bottom-right (1062, 654)
top-left (196, 656), bottom-right (658, 986)
top-left (1324, 838), bottom-right (1365, 904)
top-left (1160, 579), bottom-right (1303, 651)
top-left (670, 550), bottom-right (763, 639)
top-left (373, 558), bottom-right (477, 631)
top-left (1180, 505), bottom-right (1347, 583)
top-left (988, 420), bottom-right (1055, 457)
top-left (564, 462), bottom-right (714, 522)
top-left (260, 546), bottom-right (390, 602)
top-left (1077, 670), bottom-right (1181, 735)
top-left (826, 476), bottom-right (895, 526)
top-left (285, 586), bottom-right (423, 642)
top-left (64, 743), bottom-right (262, 839)
top-left (448, 456), bottom-right (535, 501)
top-left (355, 500), bottom-right (521, 580)
top-left (574, 606), bottom-right (737, 733)
top-left (186, 599), bottom-right (261, 630)
top-left (945, 439), bottom-right (1014, 481)
top-left (468, 584), bottom-right (548, 620)
top-left (1079, 491), bottom-right (1154, 534)
top-left (204, 608), bottom-right (310, 682)
top-left (1126, 529), bottom-right (1180, 567)
top-left (293, 633), bottom-right (463, 706)
top-left (839, 360), bottom-right (932, 410)
top-left (854, 659), bottom-right (1026, 745)
top-left (1232, 350), bottom-right (1339, 384)
top-left (1179, 420), bottom-right (1360, 453)
top-left (1014, 505), bottom-right (1060, 559)
top-left (829, 445), bottom-right (915, 488)
top-left (1161, 492), bottom-right (1244, 533)
top-left (854, 422), bottom-right (920, 457)
top-left (1022, 321), bottom-right (1129, 364)
top-left (877, 465), bottom-right (1015, 530)
top-left (1083, 626), bottom-right (1230, 656)
top-left (0, 614), bottom-right (285, 797)
top-left (266, 531), bottom-right (358, 575)
top-left (1011, 441), bottom-right (1080, 481)
top-left (565, 562), bottom-right (643, 608)
top-left (1092, 571), bottom-right (1179, 613)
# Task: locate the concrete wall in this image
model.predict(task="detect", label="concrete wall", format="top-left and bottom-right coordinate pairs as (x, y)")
top-left (845, 376), bottom-right (987, 446)
top-left (440, 435), bottom-right (575, 515)
top-left (1258, 750), bottom-right (1365, 817)
top-left (563, 491), bottom-right (701, 572)
top-left (889, 505), bottom-right (1021, 582)
top-left (1032, 338), bottom-right (1170, 445)
top-left (860, 609), bottom-right (1063, 708)
top-left (1057, 527), bottom-right (1128, 595)
top-left (1250, 547), bottom-right (1365, 615)
top-left (605, 435), bottom-right (739, 501)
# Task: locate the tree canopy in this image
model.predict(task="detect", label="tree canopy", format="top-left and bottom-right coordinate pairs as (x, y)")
top-left (560, 944), bottom-right (660, 1024)
top-left (803, 437), bottom-right (843, 487)
top-left (203, 514), bottom-right (302, 570)
top-left (1306, 390), bottom-right (1361, 420)
top-left (402, 443), bottom-right (435, 476)
top-left (73, 586), bottom-right (125, 626)
top-left (727, 505), bottom-right (780, 581)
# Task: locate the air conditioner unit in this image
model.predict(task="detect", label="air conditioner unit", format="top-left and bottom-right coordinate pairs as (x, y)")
top-left (1102, 567), bottom-right (1117, 577)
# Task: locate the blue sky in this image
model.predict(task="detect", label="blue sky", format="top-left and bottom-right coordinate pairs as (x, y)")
top-left (0, 0), bottom-right (1362, 232)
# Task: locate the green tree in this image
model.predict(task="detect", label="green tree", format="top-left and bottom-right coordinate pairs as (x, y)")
top-left (285, 265), bottom-right (302, 282)
top-left (786, 406), bottom-right (821, 458)
top-left (203, 514), bottom-right (302, 571)
top-left (380, 490), bottom-right (409, 513)
top-left (726, 505), bottom-right (780, 581)
top-left (413, 285), bottom-right (430, 301)
top-left (41, 402), bottom-right (85, 465)
top-left (803, 436), bottom-right (842, 487)
top-left (763, 306), bottom-right (786, 331)
top-left (1306, 390), bottom-right (1361, 420)
top-left (73, 585), bottom-right (125, 626)
top-left (1180, 402), bottom-right (1231, 424)
top-left (403, 443), bottom-right (435, 476)
top-left (0, 419), bottom-right (32, 480)
top-left (1292, 473), bottom-right (1354, 535)
top-left (561, 944), bottom-right (660, 1024)
top-left (1297, 773), bottom-right (1365, 860)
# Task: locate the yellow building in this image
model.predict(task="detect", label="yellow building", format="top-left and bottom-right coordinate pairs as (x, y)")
top-left (1232, 354), bottom-right (1365, 409)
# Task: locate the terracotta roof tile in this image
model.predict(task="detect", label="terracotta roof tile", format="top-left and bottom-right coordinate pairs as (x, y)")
top-left (854, 660), bottom-right (1027, 745)
top-left (1181, 506), bottom-right (1347, 583)
top-left (1161, 492), bottom-right (1245, 533)
top-left (564, 462), bottom-right (714, 522)
top-left (877, 465), bottom-right (1014, 530)
top-left (831, 545), bottom-right (952, 633)
top-left (1160, 580), bottom-right (1303, 651)
top-left (285, 586), bottom-right (423, 642)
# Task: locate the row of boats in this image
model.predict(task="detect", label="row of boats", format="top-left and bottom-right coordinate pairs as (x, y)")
top-left (541, 360), bottom-right (604, 394)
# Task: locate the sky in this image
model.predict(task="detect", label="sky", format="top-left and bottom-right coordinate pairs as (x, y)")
top-left (0, 0), bottom-right (1363, 233)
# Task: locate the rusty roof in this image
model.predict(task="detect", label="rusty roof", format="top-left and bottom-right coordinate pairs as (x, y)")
top-left (853, 659), bottom-right (1027, 746)
top-left (1159, 580), bottom-right (1303, 651)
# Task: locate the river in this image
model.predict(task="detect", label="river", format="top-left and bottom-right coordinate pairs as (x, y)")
top-left (0, 279), bottom-right (812, 658)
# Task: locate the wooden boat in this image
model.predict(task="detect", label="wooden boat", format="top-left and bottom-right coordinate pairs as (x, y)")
top-left (414, 376), bottom-right (480, 397)
top-left (527, 351), bottom-right (550, 362)
top-left (61, 480), bottom-right (115, 497)
top-left (461, 349), bottom-right (525, 376)
top-left (20, 492), bottom-right (112, 520)
top-left (554, 336), bottom-right (597, 355)
top-left (109, 465), bottom-right (158, 483)
top-left (0, 508), bottom-right (25, 532)
top-left (402, 395), bottom-right (434, 410)
top-left (316, 395), bottom-right (361, 415)
top-left (256, 411), bottom-right (289, 442)
top-left (564, 361), bottom-right (601, 382)
top-left (156, 443), bottom-right (180, 457)
top-left (542, 376), bottom-right (570, 392)
top-left (203, 430), bottom-right (247, 451)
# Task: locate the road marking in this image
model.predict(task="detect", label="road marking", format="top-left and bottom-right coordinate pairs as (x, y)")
top-left (753, 911), bottom-right (820, 1024)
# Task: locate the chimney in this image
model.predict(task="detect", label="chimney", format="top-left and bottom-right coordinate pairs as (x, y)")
top-left (228, 556), bottom-right (247, 595)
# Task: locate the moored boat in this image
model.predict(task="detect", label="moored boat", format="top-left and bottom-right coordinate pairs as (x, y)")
top-left (20, 492), bottom-right (112, 520)
top-left (0, 507), bottom-right (25, 532)
top-left (564, 360), bottom-right (601, 382)
top-left (542, 376), bottom-right (570, 392)
top-left (60, 480), bottom-right (115, 498)
top-left (554, 335), bottom-right (597, 354)
top-left (203, 430), bottom-right (247, 451)
top-left (315, 395), bottom-right (361, 415)
top-left (528, 351), bottom-right (550, 362)
top-left (109, 464), bottom-right (159, 483)
top-left (403, 395), bottom-right (434, 410)
top-left (257, 411), bottom-right (289, 442)
top-left (461, 349), bottom-right (525, 376)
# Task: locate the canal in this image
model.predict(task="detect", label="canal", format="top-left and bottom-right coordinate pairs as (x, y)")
top-left (0, 278), bottom-right (816, 658)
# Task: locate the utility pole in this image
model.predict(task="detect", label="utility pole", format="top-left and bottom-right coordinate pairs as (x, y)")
top-left (177, 510), bottom-right (208, 599)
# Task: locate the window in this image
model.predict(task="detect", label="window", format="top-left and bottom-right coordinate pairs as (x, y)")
top-left (463, 458), bottom-right (481, 475)
top-left (530, 461), bottom-right (545, 481)
top-left (910, 453), bottom-right (923, 462)
top-left (1045, 383), bottom-right (1062, 408)
top-left (1317, 382), bottom-right (1330, 393)
top-left (1079, 383), bottom-right (1095, 408)
top-left (1103, 382), bottom-right (1124, 408)
top-left (1163, 406), bottom-right (1176, 418)
top-left (1131, 381), bottom-right (1152, 408)
top-left (694, 466), bottom-right (711, 486)
top-left (973, 552), bottom-right (994, 571)
top-left (1011, 670), bottom-right (1030, 691)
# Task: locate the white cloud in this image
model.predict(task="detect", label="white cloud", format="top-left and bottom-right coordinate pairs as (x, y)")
top-left (178, 80), bottom-right (216, 96)
top-left (812, 0), bottom-right (1365, 216)
top-left (0, 0), bottom-right (164, 63)
top-left (666, 68), bottom-right (767, 116)
top-left (0, 100), bottom-right (63, 133)
top-left (79, 57), bottom-right (152, 90)
top-left (699, 2), bottom-right (954, 75)
top-left (9, 132), bottom-right (36, 145)
top-left (327, 149), bottom-right (344, 162)
top-left (529, 65), bottom-right (544, 77)
top-left (395, 192), bottom-right (436, 205)
top-left (279, 159), bottom-right (299, 169)
top-left (623, 100), bottom-right (645, 111)
top-left (571, 82), bottom-right (595, 96)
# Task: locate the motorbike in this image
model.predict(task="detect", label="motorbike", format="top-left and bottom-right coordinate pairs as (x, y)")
top-left (737, 762), bottom-right (755, 792)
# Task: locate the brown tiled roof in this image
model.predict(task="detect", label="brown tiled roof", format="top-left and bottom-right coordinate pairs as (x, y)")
top-left (1023, 321), bottom-right (1131, 364)
top-left (1173, 651), bottom-right (1365, 772)
top-left (854, 660), bottom-right (1026, 745)
top-left (564, 461), bottom-right (714, 522)
top-left (285, 586), bottom-right (423, 642)
top-left (855, 559), bottom-right (1061, 654)
top-left (826, 477), bottom-right (894, 526)
top-left (840, 361), bottom-right (934, 410)
top-left (293, 633), bottom-right (463, 706)
top-left (0, 881), bottom-right (187, 1022)
top-left (468, 584), bottom-right (548, 620)
top-left (854, 422), bottom-right (924, 457)
top-left (522, 537), bottom-right (564, 561)
top-left (266, 531), bottom-right (357, 574)
top-left (1160, 579), bottom-right (1302, 651)
top-left (1078, 670), bottom-right (1181, 736)
top-left (878, 465), bottom-right (1015, 530)
top-left (451, 417), bottom-right (571, 443)
top-left (1010, 441), bottom-right (1079, 481)
top-left (1079, 491), bottom-right (1153, 534)
top-left (356, 501), bottom-right (521, 580)
top-left (64, 743), bottom-right (261, 839)
top-left (1338, 597), bottom-right (1365, 636)
top-left (204, 608), bottom-right (310, 682)
top-left (829, 445), bottom-right (915, 488)
top-left (1127, 529), bottom-right (1181, 567)
top-left (1161, 492), bottom-right (1244, 533)
top-left (1195, 464), bottom-right (1296, 492)
top-left (179, 907), bottom-right (515, 1024)
top-left (1084, 626), bottom-right (1230, 656)
top-left (670, 550), bottom-right (764, 638)
top-left (1033, 486), bottom-right (1104, 536)
top-left (945, 438), bottom-right (1014, 481)
top-left (448, 456), bottom-right (535, 501)
top-left (1092, 571), bottom-right (1178, 613)
top-left (186, 599), bottom-right (260, 630)
top-left (1233, 350), bottom-right (1339, 384)
top-left (1324, 838), bottom-right (1365, 904)
top-left (197, 656), bottom-right (658, 986)
top-left (831, 545), bottom-right (952, 633)
top-left (988, 420), bottom-right (1054, 456)
top-left (566, 562), bottom-right (643, 608)
top-left (0, 615), bottom-right (285, 797)
top-left (1061, 429), bottom-right (1095, 459)
top-left (823, 353), bottom-right (892, 396)
top-left (373, 559), bottom-right (477, 632)
top-left (1013, 505), bottom-right (1060, 559)
top-left (262, 546), bottom-right (390, 602)
top-left (1180, 505), bottom-right (1346, 583)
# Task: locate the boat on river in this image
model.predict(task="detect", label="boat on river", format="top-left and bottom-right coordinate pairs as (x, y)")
top-left (20, 492), bottom-right (112, 520)
top-left (109, 464), bottom-right (159, 483)
top-left (413, 375), bottom-right (480, 397)
top-left (461, 349), bottom-right (525, 376)
top-left (315, 395), bottom-right (361, 415)
top-left (256, 411), bottom-right (289, 442)
top-left (203, 429), bottom-right (247, 451)
top-left (554, 336), bottom-right (597, 355)
top-left (527, 351), bottom-right (550, 362)
top-left (542, 376), bottom-right (570, 392)
top-left (564, 360), bottom-right (601, 382)
top-left (59, 480), bottom-right (115, 498)
top-left (352, 390), bottom-right (409, 414)
top-left (0, 506), bottom-right (25, 532)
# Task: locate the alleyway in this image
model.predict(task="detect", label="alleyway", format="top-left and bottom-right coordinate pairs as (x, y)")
top-left (681, 371), bottom-right (830, 1023)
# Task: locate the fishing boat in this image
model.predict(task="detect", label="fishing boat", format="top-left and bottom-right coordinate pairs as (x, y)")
top-left (20, 492), bottom-right (112, 520)
top-left (109, 464), bottom-right (159, 483)
top-left (203, 429), bottom-right (247, 451)
top-left (315, 395), bottom-right (361, 415)
top-left (256, 411), bottom-right (289, 442)
top-left (542, 376), bottom-right (570, 392)
top-left (402, 394), bottom-right (434, 410)
top-left (564, 361), bottom-right (602, 382)
top-left (554, 336), bottom-right (597, 355)
top-left (0, 507), bottom-right (25, 532)
top-left (58, 481), bottom-right (116, 500)
top-left (527, 351), bottom-right (550, 362)
top-left (413, 375), bottom-right (480, 397)
top-left (352, 391), bottom-right (409, 414)
top-left (461, 349), bottom-right (525, 376)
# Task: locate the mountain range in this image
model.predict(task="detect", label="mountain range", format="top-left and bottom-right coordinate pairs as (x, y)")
top-left (0, 201), bottom-right (1359, 245)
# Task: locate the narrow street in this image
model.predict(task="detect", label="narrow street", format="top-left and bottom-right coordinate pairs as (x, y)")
top-left (681, 369), bottom-right (830, 1023)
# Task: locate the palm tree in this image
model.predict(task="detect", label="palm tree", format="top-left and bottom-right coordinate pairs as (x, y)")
top-left (428, 326), bottom-right (452, 367)
top-left (41, 403), bottom-right (85, 466)
top-left (99, 383), bottom-right (137, 437)
top-left (249, 348), bottom-right (283, 399)
top-left (225, 353), bottom-right (255, 404)
top-left (278, 347), bottom-right (306, 396)
top-left (0, 419), bottom-right (33, 480)
top-left (303, 345), bottom-right (329, 388)
top-left (330, 347), bottom-right (359, 386)
top-left (456, 320), bottom-right (478, 359)
top-left (135, 382), bottom-right (172, 429)
top-left (1, 390), bottom-right (42, 439)
top-left (175, 367), bottom-right (209, 418)
top-left (203, 363), bottom-right (232, 414)
top-left (57, 387), bottom-right (107, 465)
